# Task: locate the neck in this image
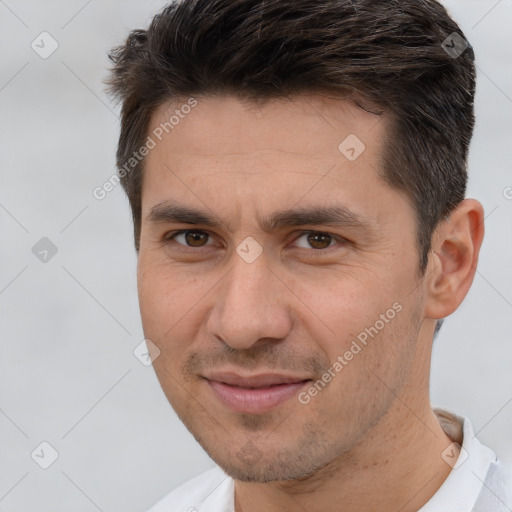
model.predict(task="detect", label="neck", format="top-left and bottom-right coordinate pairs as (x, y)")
top-left (234, 399), bottom-right (456, 512)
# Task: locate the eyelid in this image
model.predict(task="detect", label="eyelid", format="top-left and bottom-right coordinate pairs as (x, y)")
top-left (163, 229), bottom-right (349, 251)
top-left (163, 229), bottom-right (219, 248)
top-left (288, 230), bottom-right (348, 250)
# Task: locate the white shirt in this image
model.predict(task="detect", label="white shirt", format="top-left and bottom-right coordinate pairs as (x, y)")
top-left (147, 410), bottom-right (512, 512)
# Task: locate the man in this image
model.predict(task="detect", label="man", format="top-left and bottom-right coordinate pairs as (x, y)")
top-left (106, 0), bottom-right (511, 510)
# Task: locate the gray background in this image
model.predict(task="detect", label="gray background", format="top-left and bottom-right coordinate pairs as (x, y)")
top-left (0, 1), bottom-right (511, 510)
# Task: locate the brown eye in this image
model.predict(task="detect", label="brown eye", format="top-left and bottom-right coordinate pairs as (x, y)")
top-left (293, 231), bottom-right (337, 250)
top-left (184, 231), bottom-right (209, 247)
top-left (290, 231), bottom-right (347, 259)
top-left (304, 232), bottom-right (334, 249)
top-left (169, 230), bottom-right (213, 248)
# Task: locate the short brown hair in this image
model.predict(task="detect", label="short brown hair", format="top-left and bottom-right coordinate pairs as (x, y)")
top-left (106, 0), bottom-right (475, 273)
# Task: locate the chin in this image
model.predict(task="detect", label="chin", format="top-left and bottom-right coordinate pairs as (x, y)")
top-left (208, 446), bottom-right (334, 483)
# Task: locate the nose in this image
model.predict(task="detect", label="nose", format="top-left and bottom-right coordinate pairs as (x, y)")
top-left (206, 252), bottom-right (293, 350)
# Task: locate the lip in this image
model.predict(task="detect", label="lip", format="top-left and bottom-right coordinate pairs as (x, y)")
top-left (203, 372), bottom-right (312, 414)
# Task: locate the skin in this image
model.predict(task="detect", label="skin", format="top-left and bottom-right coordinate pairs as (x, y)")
top-left (137, 94), bottom-right (484, 511)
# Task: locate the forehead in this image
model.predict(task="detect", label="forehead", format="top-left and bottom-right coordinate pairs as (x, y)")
top-left (140, 94), bottom-right (417, 255)
top-left (139, 93), bottom-right (410, 233)
top-left (143, 93), bottom-right (390, 203)
top-left (148, 93), bottom-right (386, 162)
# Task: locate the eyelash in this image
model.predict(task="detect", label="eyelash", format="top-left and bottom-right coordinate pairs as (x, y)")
top-left (162, 229), bottom-right (347, 255)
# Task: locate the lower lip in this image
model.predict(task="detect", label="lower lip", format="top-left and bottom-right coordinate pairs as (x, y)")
top-left (206, 379), bottom-right (310, 414)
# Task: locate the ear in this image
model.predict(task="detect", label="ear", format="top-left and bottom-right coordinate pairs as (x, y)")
top-left (424, 199), bottom-right (485, 320)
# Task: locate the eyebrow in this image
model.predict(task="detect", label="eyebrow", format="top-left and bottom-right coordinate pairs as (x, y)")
top-left (147, 201), bottom-right (376, 234)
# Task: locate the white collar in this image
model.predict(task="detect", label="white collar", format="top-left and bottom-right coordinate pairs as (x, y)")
top-left (192, 410), bottom-right (498, 512)
top-left (418, 409), bottom-right (497, 511)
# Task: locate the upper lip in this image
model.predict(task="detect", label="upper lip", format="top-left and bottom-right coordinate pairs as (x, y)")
top-left (203, 371), bottom-right (312, 389)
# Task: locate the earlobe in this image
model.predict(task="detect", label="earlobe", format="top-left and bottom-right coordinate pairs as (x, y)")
top-left (424, 199), bottom-right (485, 320)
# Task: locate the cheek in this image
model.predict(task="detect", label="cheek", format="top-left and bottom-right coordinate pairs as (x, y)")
top-left (137, 261), bottom-right (197, 401)
top-left (313, 298), bottom-right (419, 424)
top-left (304, 271), bottom-right (417, 381)
top-left (138, 266), bottom-right (171, 337)
top-left (137, 255), bottom-right (201, 333)
top-left (297, 277), bottom-right (390, 348)
top-left (137, 256), bottom-right (216, 386)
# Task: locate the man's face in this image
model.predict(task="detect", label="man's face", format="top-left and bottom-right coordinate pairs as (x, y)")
top-left (137, 94), bottom-right (427, 481)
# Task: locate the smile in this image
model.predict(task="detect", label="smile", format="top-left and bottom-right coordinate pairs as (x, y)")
top-left (203, 372), bottom-right (312, 414)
